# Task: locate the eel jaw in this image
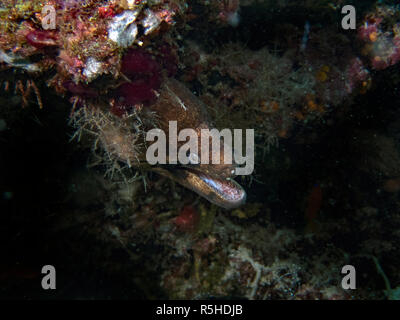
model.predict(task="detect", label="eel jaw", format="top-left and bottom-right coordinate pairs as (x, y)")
top-left (152, 166), bottom-right (246, 210)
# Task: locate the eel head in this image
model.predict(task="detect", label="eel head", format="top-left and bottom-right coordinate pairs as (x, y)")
top-left (147, 78), bottom-right (247, 209)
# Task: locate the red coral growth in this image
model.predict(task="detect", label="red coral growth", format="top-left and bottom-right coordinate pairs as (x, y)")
top-left (113, 45), bottom-right (179, 117)
top-left (98, 6), bottom-right (115, 18)
top-left (173, 206), bottom-right (199, 233)
top-left (121, 49), bottom-right (160, 78)
top-left (113, 49), bottom-right (162, 116)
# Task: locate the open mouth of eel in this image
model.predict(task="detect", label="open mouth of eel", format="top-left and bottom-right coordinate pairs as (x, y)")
top-left (152, 164), bottom-right (247, 210)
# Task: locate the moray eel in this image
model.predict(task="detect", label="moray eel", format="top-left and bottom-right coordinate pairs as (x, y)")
top-left (147, 78), bottom-right (246, 209)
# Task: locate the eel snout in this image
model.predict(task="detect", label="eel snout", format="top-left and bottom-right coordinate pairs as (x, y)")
top-left (153, 166), bottom-right (247, 210)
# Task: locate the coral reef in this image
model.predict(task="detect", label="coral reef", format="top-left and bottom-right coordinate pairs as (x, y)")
top-left (358, 4), bottom-right (400, 70)
top-left (0, 0), bottom-right (185, 86)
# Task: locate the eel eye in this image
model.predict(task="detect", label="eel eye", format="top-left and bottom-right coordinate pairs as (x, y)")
top-left (188, 152), bottom-right (200, 165)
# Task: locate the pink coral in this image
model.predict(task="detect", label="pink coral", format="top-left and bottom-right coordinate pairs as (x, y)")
top-left (114, 49), bottom-right (161, 114)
